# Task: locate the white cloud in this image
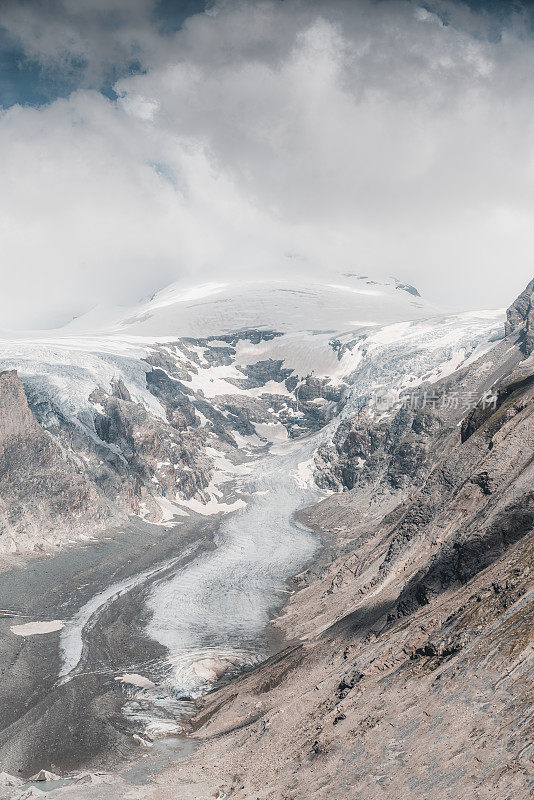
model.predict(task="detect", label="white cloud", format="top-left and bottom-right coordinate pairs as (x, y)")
top-left (1, 0), bottom-right (534, 328)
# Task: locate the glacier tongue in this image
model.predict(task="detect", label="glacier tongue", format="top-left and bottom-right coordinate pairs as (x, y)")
top-left (145, 434), bottom-right (324, 698)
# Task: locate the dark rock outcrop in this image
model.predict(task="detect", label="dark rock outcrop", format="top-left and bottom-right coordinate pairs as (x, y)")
top-left (315, 404), bottom-right (444, 493)
top-left (505, 277), bottom-right (534, 355)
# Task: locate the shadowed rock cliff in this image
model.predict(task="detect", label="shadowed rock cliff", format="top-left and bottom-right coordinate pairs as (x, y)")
top-left (506, 277), bottom-right (534, 355)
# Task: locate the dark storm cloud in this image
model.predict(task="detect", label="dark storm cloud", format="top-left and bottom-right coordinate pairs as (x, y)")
top-left (0, 0), bottom-right (209, 106)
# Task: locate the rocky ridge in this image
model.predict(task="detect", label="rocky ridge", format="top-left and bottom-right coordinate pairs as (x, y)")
top-left (506, 277), bottom-right (534, 356)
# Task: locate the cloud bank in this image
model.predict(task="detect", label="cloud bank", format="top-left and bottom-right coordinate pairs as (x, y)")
top-left (0, 0), bottom-right (533, 328)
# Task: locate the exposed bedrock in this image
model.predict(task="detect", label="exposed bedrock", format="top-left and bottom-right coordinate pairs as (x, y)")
top-left (505, 277), bottom-right (534, 355)
top-left (0, 370), bottom-right (108, 551)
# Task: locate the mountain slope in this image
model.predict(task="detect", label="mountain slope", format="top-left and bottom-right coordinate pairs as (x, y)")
top-left (0, 370), bottom-right (106, 552)
top-left (139, 280), bottom-right (533, 800)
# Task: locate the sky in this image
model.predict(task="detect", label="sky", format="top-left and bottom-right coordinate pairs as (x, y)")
top-left (0, 0), bottom-right (533, 329)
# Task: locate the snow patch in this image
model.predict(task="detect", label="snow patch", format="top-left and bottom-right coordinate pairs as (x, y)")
top-left (155, 496), bottom-right (190, 521)
top-left (254, 422), bottom-right (289, 442)
top-left (11, 620), bottom-right (65, 636)
top-left (176, 495), bottom-right (246, 516)
top-left (115, 673), bottom-right (156, 689)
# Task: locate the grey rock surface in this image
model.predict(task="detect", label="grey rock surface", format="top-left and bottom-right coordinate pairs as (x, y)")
top-left (506, 277), bottom-right (534, 355)
top-left (0, 370), bottom-right (108, 551)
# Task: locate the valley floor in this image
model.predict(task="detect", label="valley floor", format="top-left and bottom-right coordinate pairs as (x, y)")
top-left (0, 516), bottom-right (217, 782)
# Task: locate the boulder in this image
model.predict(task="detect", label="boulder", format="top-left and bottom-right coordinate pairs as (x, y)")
top-left (29, 770), bottom-right (60, 781)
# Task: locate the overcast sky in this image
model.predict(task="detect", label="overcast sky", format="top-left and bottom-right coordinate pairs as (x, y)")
top-left (0, 0), bottom-right (533, 329)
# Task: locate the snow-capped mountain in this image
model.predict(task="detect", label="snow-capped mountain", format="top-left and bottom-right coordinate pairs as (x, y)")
top-left (0, 277), bottom-right (504, 553)
top-left (2, 279), bottom-right (531, 793)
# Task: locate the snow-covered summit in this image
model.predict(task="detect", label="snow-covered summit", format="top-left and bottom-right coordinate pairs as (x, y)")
top-left (63, 276), bottom-right (432, 340)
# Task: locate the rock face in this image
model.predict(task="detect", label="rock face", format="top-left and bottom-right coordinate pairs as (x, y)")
top-left (89, 375), bottom-right (212, 519)
top-left (315, 404), bottom-right (444, 493)
top-left (506, 277), bottom-right (534, 355)
top-left (0, 371), bottom-right (107, 551)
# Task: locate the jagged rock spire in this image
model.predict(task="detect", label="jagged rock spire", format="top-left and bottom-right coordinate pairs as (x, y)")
top-left (505, 278), bottom-right (534, 356)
